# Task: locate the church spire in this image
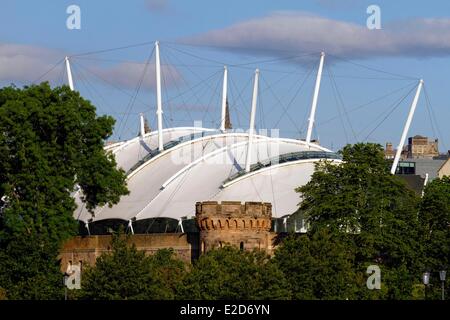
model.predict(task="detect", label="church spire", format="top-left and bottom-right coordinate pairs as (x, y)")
top-left (225, 98), bottom-right (232, 130)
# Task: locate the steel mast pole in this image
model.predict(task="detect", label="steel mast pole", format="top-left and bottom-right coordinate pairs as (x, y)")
top-left (64, 56), bottom-right (74, 91)
top-left (155, 41), bottom-right (164, 151)
top-left (390, 80), bottom-right (423, 175)
top-left (139, 113), bottom-right (145, 137)
top-left (245, 69), bottom-right (259, 173)
top-left (306, 52), bottom-right (325, 146)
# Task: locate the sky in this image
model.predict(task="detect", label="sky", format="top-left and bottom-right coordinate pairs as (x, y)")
top-left (1, 0), bottom-right (450, 151)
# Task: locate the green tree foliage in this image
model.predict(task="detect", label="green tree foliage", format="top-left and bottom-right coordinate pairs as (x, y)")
top-left (80, 233), bottom-right (185, 300)
top-left (274, 230), bottom-right (361, 300)
top-left (178, 246), bottom-right (291, 300)
top-left (0, 83), bottom-right (128, 299)
top-left (295, 143), bottom-right (422, 299)
top-left (419, 176), bottom-right (450, 299)
top-left (0, 235), bottom-right (64, 299)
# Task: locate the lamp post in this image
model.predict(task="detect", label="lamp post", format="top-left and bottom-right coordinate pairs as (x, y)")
top-left (423, 271), bottom-right (430, 300)
top-left (63, 272), bottom-right (69, 300)
top-left (439, 270), bottom-right (446, 301)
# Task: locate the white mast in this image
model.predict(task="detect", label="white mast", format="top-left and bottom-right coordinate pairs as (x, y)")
top-left (390, 79), bottom-right (424, 175)
top-left (139, 113), bottom-right (145, 137)
top-left (245, 69), bottom-right (259, 173)
top-left (155, 41), bottom-right (164, 151)
top-left (306, 52), bottom-right (325, 146)
top-left (422, 173), bottom-right (429, 197)
top-left (178, 219), bottom-right (184, 233)
top-left (64, 56), bottom-right (74, 91)
top-left (220, 66), bottom-right (228, 132)
top-left (128, 220), bottom-right (134, 235)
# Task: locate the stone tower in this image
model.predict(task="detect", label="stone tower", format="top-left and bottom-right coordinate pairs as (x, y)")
top-left (195, 201), bottom-right (273, 253)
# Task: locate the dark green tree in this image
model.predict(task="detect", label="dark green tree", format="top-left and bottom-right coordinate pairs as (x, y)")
top-left (79, 232), bottom-right (185, 300)
top-left (178, 246), bottom-right (291, 300)
top-left (419, 176), bottom-right (450, 299)
top-left (274, 230), bottom-right (362, 300)
top-left (0, 83), bottom-right (128, 299)
top-left (295, 143), bottom-right (422, 299)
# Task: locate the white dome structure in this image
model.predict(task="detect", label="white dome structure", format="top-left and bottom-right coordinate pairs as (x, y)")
top-left (74, 134), bottom-right (340, 223)
top-left (68, 44), bottom-right (344, 233)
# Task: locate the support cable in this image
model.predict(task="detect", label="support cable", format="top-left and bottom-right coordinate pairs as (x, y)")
top-left (326, 64), bottom-right (357, 141)
top-left (116, 48), bottom-right (154, 140)
top-left (32, 58), bottom-right (65, 84)
top-left (423, 85), bottom-right (447, 151)
top-left (363, 85), bottom-right (417, 141)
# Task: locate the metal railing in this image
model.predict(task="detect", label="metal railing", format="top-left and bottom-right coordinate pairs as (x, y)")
top-left (126, 130), bottom-right (219, 175)
top-left (222, 151), bottom-right (342, 185)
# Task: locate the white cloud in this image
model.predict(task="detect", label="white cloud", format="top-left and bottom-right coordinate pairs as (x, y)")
top-left (0, 43), bottom-right (62, 84)
top-left (183, 11), bottom-right (450, 60)
top-left (314, 0), bottom-right (362, 9)
top-left (145, 0), bottom-right (169, 12)
top-left (0, 42), bottom-right (181, 91)
top-left (93, 61), bottom-right (182, 91)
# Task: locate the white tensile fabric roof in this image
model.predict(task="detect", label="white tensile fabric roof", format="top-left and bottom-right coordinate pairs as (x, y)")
top-left (111, 127), bottom-right (216, 173)
top-left (75, 131), bottom-right (273, 222)
top-left (212, 159), bottom-right (342, 219)
top-left (132, 138), bottom-right (336, 221)
top-left (74, 127), bottom-right (215, 220)
top-left (74, 128), bottom-right (340, 223)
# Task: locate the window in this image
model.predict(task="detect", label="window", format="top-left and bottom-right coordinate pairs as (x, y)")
top-left (240, 242), bottom-right (244, 251)
top-left (396, 161), bottom-right (416, 175)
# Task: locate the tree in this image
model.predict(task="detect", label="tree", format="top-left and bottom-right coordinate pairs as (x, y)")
top-left (79, 232), bottom-right (185, 300)
top-left (295, 143), bottom-right (423, 299)
top-left (274, 230), bottom-right (362, 300)
top-left (0, 83), bottom-right (129, 299)
top-left (419, 176), bottom-right (450, 299)
top-left (178, 246), bottom-right (291, 300)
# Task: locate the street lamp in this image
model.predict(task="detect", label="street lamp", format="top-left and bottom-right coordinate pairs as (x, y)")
top-left (63, 272), bottom-right (70, 301)
top-left (423, 271), bottom-right (430, 300)
top-left (439, 270), bottom-right (446, 301)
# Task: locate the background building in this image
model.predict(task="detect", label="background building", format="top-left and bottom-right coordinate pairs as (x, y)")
top-left (438, 157), bottom-right (450, 178)
top-left (407, 135), bottom-right (439, 159)
top-left (385, 135), bottom-right (449, 193)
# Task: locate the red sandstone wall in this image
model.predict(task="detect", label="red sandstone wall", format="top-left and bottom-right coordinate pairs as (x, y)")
top-left (59, 233), bottom-right (197, 272)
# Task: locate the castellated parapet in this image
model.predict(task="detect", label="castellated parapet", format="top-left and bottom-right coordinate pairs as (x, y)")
top-left (195, 201), bottom-right (273, 253)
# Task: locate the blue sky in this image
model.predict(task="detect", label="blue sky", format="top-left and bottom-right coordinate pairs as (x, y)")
top-left (1, 0), bottom-right (450, 151)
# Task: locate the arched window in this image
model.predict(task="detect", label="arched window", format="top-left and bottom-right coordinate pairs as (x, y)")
top-left (240, 242), bottom-right (244, 251)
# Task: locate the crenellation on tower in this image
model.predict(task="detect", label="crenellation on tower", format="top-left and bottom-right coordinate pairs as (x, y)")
top-left (196, 201), bottom-right (273, 253)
